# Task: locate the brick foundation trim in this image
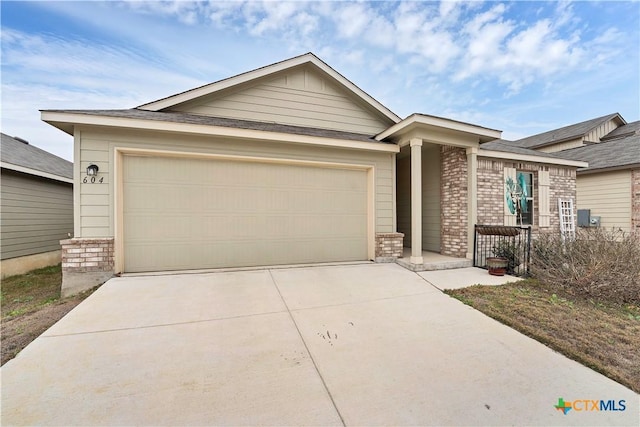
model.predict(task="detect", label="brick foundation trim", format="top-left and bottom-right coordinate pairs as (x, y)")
top-left (60, 238), bottom-right (115, 295)
top-left (375, 233), bottom-right (405, 261)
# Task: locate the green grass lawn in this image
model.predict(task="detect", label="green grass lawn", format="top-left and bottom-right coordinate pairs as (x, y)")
top-left (1, 265), bottom-right (97, 365)
top-left (446, 278), bottom-right (640, 394)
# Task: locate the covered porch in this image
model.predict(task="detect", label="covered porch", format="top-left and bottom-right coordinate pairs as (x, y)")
top-left (376, 114), bottom-right (502, 268)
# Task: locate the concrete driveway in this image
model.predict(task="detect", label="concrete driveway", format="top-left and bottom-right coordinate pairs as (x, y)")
top-left (2, 263), bottom-right (638, 426)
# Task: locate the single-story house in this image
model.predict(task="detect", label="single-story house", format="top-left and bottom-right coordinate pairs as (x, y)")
top-left (496, 113), bottom-right (640, 234)
top-left (0, 133), bottom-right (74, 278)
top-left (41, 53), bottom-right (586, 295)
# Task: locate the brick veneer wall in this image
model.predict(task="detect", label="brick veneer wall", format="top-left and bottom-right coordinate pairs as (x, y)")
top-left (441, 146), bottom-right (468, 257)
top-left (375, 232), bottom-right (404, 261)
top-left (476, 157), bottom-right (576, 233)
top-left (632, 169), bottom-right (640, 234)
top-left (60, 238), bottom-right (114, 297)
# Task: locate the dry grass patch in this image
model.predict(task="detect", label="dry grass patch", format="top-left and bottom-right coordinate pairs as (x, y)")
top-left (1, 265), bottom-right (97, 365)
top-left (446, 279), bottom-right (640, 394)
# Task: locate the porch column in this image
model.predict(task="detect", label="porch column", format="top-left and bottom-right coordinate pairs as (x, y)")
top-left (466, 146), bottom-right (478, 259)
top-left (410, 138), bottom-right (424, 264)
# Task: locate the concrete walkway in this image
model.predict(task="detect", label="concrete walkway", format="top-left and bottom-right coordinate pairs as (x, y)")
top-left (1, 263), bottom-right (638, 426)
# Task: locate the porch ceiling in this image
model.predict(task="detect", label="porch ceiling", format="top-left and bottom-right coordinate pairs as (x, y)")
top-left (376, 113), bottom-right (502, 147)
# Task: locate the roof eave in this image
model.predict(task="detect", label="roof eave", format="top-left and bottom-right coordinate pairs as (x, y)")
top-left (40, 110), bottom-right (399, 154)
top-left (1, 161), bottom-right (73, 183)
top-left (376, 113), bottom-right (501, 143)
top-left (478, 149), bottom-right (589, 168)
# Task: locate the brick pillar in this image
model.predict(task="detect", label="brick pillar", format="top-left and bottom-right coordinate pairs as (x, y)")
top-left (60, 238), bottom-right (115, 297)
top-left (375, 233), bottom-right (405, 262)
top-left (441, 146), bottom-right (468, 258)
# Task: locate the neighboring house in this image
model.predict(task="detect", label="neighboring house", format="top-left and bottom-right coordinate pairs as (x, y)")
top-left (498, 113), bottom-right (640, 234)
top-left (0, 133), bottom-right (74, 278)
top-left (554, 122), bottom-right (640, 234)
top-left (41, 53), bottom-right (586, 295)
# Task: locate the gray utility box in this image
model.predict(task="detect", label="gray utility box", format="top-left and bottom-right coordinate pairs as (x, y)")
top-left (577, 209), bottom-right (601, 227)
top-left (577, 209), bottom-right (590, 227)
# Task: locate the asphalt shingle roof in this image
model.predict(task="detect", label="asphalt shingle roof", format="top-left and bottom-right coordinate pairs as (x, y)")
top-left (479, 139), bottom-right (565, 159)
top-left (601, 120), bottom-right (640, 141)
top-left (554, 134), bottom-right (640, 172)
top-left (510, 113), bottom-right (622, 149)
top-left (1, 133), bottom-right (73, 179)
top-left (43, 109), bottom-right (386, 144)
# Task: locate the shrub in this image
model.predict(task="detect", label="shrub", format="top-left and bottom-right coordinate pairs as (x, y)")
top-left (492, 240), bottom-right (521, 275)
top-left (531, 228), bottom-right (640, 305)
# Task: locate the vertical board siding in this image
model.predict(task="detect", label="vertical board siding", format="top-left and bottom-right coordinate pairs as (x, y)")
top-left (1, 170), bottom-right (73, 259)
top-left (396, 154), bottom-right (411, 247)
top-left (538, 138), bottom-right (585, 153)
top-left (170, 66), bottom-right (391, 134)
top-left (395, 145), bottom-right (441, 252)
top-left (585, 119), bottom-right (620, 142)
top-left (576, 171), bottom-right (632, 232)
top-left (422, 145), bottom-right (441, 252)
top-left (78, 128), bottom-right (394, 241)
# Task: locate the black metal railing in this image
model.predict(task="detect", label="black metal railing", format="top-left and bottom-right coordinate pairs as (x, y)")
top-left (473, 225), bottom-right (532, 277)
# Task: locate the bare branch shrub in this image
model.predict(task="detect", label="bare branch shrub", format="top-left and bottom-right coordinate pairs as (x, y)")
top-left (531, 228), bottom-right (640, 305)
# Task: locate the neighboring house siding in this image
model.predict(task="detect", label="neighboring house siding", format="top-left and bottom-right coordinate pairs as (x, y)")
top-left (585, 118), bottom-right (621, 142)
top-left (576, 170), bottom-right (632, 232)
top-left (396, 144), bottom-right (441, 252)
top-left (0, 169), bottom-right (73, 259)
top-left (537, 138), bottom-right (584, 153)
top-left (632, 169), bottom-right (640, 234)
top-left (76, 127), bottom-right (395, 238)
top-left (169, 66), bottom-right (390, 135)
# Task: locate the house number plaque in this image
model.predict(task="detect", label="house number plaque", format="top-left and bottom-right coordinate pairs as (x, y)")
top-left (83, 176), bottom-right (104, 184)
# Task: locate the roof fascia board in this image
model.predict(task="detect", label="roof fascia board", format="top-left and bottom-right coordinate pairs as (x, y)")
top-left (377, 114), bottom-right (501, 142)
top-left (577, 163), bottom-right (640, 175)
top-left (137, 54), bottom-right (401, 123)
top-left (1, 161), bottom-right (73, 183)
top-left (478, 149), bottom-right (588, 168)
top-left (41, 111), bottom-right (399, 154)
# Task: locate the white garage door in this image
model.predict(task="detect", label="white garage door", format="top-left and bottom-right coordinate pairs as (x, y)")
top-left (123, 155), bottom-right (369, 272)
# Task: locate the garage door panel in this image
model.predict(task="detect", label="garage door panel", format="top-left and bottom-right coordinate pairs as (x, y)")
top-left (123, 155), bottom-right (368, 272)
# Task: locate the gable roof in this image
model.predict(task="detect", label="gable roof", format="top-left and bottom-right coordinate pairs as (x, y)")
top-left (480, 139), bottom-right (566, 158)
top-left (601, 120), bottom-right (640, 141)
top-left (554, 134), bottom-right (640, 173)
top-left (138, 52), bottom-right (401, 124)
top-left (0, 133), bottom-right (73, 182)
top-left (510, 113), bottom-right (625, 149)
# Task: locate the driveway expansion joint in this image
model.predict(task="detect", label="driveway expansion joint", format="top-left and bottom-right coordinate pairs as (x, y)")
top-left (268, 269), bottom-right (347, 427)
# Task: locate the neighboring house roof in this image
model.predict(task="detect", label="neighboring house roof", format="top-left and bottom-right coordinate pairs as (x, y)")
top-left (41, 109), bottom-right (381, 143)
top-left (510, 113), bottom-right (625, 149)
top-left (601, 120), bottom-right (640, 141)
top-left (554, 134), bottom-right (640, 173)
top-left (0, 133), bottom-right (73, 183)
top-left (138, 52), bottom-right (401, 124)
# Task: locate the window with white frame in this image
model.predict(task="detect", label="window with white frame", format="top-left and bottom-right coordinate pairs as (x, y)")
top-left (517, 171), bottom-right (534, 225)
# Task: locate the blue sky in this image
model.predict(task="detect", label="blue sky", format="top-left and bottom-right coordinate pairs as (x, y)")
top-left (2, 1), bottom-right (639, 161)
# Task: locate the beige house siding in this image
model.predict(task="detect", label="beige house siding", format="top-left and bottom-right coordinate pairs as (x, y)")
top-left (1, 169), bottom-right (73, 259)
top-left (576, 170), bottom-right (632, 232)
top-left (396, 144), bottom-right (441, 252)
top-left (537, 138), bottom-right (584, 153)
top-left (169, 66), bottom-right (391, 135)
top-left (632, 169), bottom-right (640, 234)
top-left (76, 127), bottom-right (395, 241)
top-left (585, 118), bottom-right (621, 142)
